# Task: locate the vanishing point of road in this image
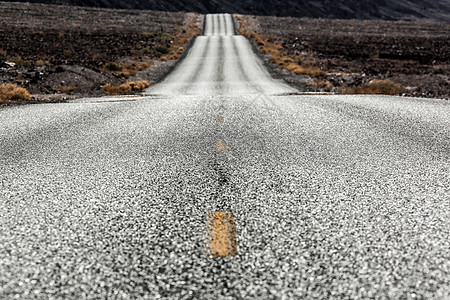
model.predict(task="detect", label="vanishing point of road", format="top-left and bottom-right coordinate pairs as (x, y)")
top-left (1, 14), bottom-right (449, 299)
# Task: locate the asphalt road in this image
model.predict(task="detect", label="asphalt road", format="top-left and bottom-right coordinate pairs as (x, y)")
top-left (1, 13), bottom-right (449, 299)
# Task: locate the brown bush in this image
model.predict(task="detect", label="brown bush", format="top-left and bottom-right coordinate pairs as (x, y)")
top-left (176, 46), bottom-right (185, 54)
top-left (270, 56), bottom-right (294, 66)
top-left (307, 79), bottom-right (333, 90)
top-left (158, 14), bottom-right (201, 61)
top-left (236, 19), bottom-right (328, 78)
top-left (118, 64), bottom-right (138, 77)
top-left (54, 86), bottom-right (79, 93)
top-left (102, 81), bottom-right (150, 95)
top-left (285, 63), bottom-right (327, 77)
top-left (35, 60), bottom-right (49, 67)
top-left (135, 62), bottom-right (151, 70)
top-left (160, 54), bottom-right (180, 61)
top-left (63, 49), bottom-right (72, 58)
top-left (260, 46), bottom-right (281, 56)
top-left (9, 56), bottom-right (31, 67)
top-left (339, 79), bottom-right (403, 95)
top-left (0, 83), bottom-right (31, 102)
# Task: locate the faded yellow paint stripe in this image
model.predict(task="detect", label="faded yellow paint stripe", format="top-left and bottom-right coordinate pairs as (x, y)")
top-left (216, 140), bottom-right (227, 152)
top-left (207, 211), bottom-right (238, 258)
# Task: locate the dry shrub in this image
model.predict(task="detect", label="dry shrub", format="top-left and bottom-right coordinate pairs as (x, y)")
top-left (9, 56), bottom-right (31, 67)
top-left (54, 85), bottom-right (79, 93)
top-left (176, 46), bottom-right (185, 54)
top-left (179, 38), bottom-right (189, 45)
top-left (256, 39), bottom-right (265, 46)
top-left (339, 79), bottom-right (403, 95)
top-left (260, 46), bottom-right (281, 56)
top-left (285, 63), bottom-right (327, 77)
top-left (234, 14), bottom-right (329, 79)
top-left (160, 54), bottom-right (180, 61)
top-left (35, 60), bottom-right (48, 67)
top-left (307, 79), bottom-right (333, 90)
top-left (102, 81), bottom-right (150, 95)
top-left (270, 56), bottom-right (294, 66)
top-left (104, 62), bottom-right (150, 77)
top-left (0, 83), bottom-right (31, 102)
top-left (118, 64), bottom-right (138, 77)
top-left (92, 53), bottom-right (104, 60)
top-left (135, 62), bottom-right (151, 70)
top-left (63, 50), bottom-right (72, 58)
top-left (104, 62), bottom-right (122, 72)
top-left (157, 14), bottom-right (202, 61)
top-left (235, 14), bottom-right (258, 37)
top-left (155, 45), bottom-right (169, 54)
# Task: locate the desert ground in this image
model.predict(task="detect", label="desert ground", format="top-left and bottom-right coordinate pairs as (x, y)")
top-left (0, 2), bottom-right (201, 104)
top-left (237, 15), bottom-right (450, 99)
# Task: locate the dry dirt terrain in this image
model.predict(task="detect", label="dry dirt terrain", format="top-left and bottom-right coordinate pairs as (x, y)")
top-left (238, 15), bottom-right (450, 99)
top-left (0, 2), bottom-right (201, 104)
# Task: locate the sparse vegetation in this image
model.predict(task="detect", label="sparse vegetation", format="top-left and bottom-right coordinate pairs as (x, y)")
top-left (35, 60), bottom-right (49, 67)
top-left (117, 64), bottom-right (138, 77)
top-left (306, 79), bottom-right (333, 91)
top-left (135, 62), bottom-right (151, 70)
top-left (0, 83), bottom-right (31, 102)
top-left (338, 79), bottom-right (404, 95)
top-left (0, 2), bottom-right (200, 105)
top-left (9, 56), bottom-right (31, 67)
top-left (102, 80), bottom-right (151, 95)
top-left (155, 45), bottom-right (169, 54)
top-left (237, 15), bottom-right (327, 78)
top-left (285, 63), bottom-right (327, 77)
top-left (235, 14), bottom-right (450, 98)
top-left (156, 15), bottom-right (201, 61)
top-left (104, 62), bottom-right (122, 72)
top-left (54, 85), bottom-right (79, 93)
top-left (63, 49), bottom-right (72, 58)
top-left (159, 54), bottom-right (180, 61)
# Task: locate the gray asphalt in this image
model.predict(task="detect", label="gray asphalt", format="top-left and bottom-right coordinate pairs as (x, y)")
top-left (1, 13), bottom-right (449, 299)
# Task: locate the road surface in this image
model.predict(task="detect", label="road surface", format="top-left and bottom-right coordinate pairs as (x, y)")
top-left (1, 13), bottom-right (449, 299)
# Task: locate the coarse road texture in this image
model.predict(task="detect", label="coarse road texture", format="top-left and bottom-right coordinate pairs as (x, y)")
top-left (1, 13), bottom-right (450, 299)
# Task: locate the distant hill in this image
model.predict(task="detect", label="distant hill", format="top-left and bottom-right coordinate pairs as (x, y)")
top-left (3, 0), bottom-right (450, 22)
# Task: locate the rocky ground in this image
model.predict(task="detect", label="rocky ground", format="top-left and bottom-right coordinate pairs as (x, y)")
top-left (0, 2), bottom-right (201, 104)
top-left (239, 15), bottom-right (450, 99)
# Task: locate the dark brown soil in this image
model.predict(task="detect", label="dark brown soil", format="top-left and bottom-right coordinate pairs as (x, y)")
top-left (253, 16), bottom-right (450, 99)
top-left (0, 2), bottom-right (197, 104)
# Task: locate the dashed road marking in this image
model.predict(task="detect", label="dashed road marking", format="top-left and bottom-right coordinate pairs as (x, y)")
top-left (207, 211), bottom-right (238, 258)
top-left (216, 141), bottom-right (227, 152)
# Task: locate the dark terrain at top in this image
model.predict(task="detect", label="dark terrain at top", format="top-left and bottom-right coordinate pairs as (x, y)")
top-left (3, 0), bottom-right (450, 22)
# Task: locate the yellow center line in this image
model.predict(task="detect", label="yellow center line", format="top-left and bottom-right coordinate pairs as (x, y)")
top-left (207, 211), bottom-right (238, 258)
top-left (216, 140), bottom-right (227, 153)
